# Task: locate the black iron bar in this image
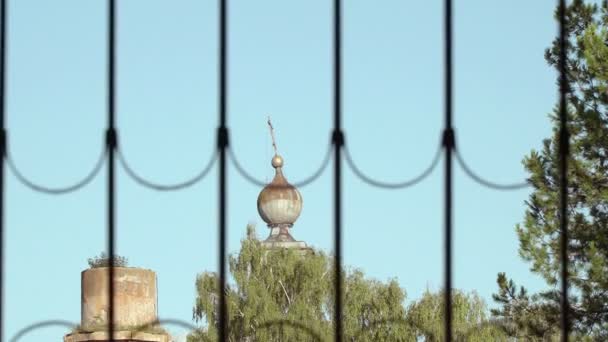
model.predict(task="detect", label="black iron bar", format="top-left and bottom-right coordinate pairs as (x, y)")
top-left (557, 0), bottom-right (569, 340)
top-left (332, 0), bottom-right (343, 341)
top-left (217, 0), bottom-right (228, 340)
top-left (106, 0), bottom-right (116, 340)
top-left (443, 0), bottom-right (454, 340)
top-left (0, 0), bottom-right (6, 340)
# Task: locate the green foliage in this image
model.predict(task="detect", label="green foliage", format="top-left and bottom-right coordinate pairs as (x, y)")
top-left (493, 1), bottom-right (608, 340)
top-left (492, 273), bottom-right (561, 340)
top-left (408, 290), bottom-right (506, 342)
top-left (87, 252), bottom-right (129, 268)
top-left (189, 225), bottom-right (502, 341)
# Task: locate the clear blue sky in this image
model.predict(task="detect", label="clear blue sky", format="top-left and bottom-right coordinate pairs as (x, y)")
top-left (4, 0), bottom-right (559, 340)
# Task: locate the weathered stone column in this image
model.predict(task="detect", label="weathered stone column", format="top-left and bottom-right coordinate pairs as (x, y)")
top-left (64, 267), bottom-right (170, 342)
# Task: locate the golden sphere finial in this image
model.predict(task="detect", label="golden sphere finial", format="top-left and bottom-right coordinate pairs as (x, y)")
top-left (271, 155), bottom-right (284, 168)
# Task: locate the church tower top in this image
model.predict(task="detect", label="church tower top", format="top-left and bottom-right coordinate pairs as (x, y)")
top-left (256, 118), bottom-right (309, 251)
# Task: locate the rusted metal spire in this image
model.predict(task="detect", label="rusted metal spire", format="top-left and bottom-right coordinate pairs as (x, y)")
top-left (258, 118), bottom-right (309, 252)
top-left (267, 116), bottom-right (278, 155)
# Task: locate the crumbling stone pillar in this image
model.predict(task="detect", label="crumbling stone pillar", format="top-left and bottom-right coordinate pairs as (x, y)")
top-left (64, 267), bottom-right (170, 342)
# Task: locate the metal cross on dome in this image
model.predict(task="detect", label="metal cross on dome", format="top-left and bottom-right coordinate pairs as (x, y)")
top-left (267, 116), bottom-right (279, 156)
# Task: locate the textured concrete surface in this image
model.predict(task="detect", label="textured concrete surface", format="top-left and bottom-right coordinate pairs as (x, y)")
top-left (81, 267), bottom-right (158, 331)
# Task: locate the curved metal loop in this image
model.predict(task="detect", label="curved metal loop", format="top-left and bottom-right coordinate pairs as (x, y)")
top-left (131, 317), bottom-right (200, 333)
top-left (255, 319), bottom-right (326, 341)
top-left (131, 317), bottom-right (202, 339)
top-left (228, 142), bottom-right (333, 188)
top-left (343, 139), bottom-right (442, 189)
top-left (6, 139), bottom-right (107, 195)
top-left (132, 317), bottom-right (324, 341)
top-left (350, 318), bottom-right (414, 340)
top-left (454, 149), bottom-right (530, 190)
top-left (293, 143), bottom-right (332, 187)
top-left (227, 147), bottom-right (266, 187)
top-left (10, 319), bottom-right (78, 342)
top-left (7, 316), bottom-right (499, 341)
top-left (461, 320), bottom-right (506, 339)
top-left (10, 318), bottom-right (201, 342)
top-left (117, 147), bottom-right (217, 191)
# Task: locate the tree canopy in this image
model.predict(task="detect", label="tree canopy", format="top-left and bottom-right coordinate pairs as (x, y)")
top-left (492, 1), bottom-right (608, 340)
top-left (188, 225), bottom-right (504, 341)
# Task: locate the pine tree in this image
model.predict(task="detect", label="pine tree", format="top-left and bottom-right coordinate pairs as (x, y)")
top-left (492, 1), bottom-right (608, 340)
top-left (188, 225), bottom-right (503, 341)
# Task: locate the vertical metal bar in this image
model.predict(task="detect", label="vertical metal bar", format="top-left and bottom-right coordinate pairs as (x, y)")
top-left (442, 0), bottom-right (454, 340)
top-left (217, 0), bottom-right (228, 340)
top-left (0, 0), bottom-right (6, 341)
top-left (557, 0), bottom-right (569, 340)
top-left (106, 0), bottom-right (116, 340)
top-left (332, 0), bottom-right (343, 341)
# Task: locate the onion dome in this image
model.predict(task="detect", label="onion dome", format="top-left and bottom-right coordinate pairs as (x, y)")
top-left (257, 154), bottom-right (303, 227)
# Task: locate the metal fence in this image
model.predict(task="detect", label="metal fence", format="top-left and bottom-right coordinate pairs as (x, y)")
top-left (0, 0), bottom-right (571, 341)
